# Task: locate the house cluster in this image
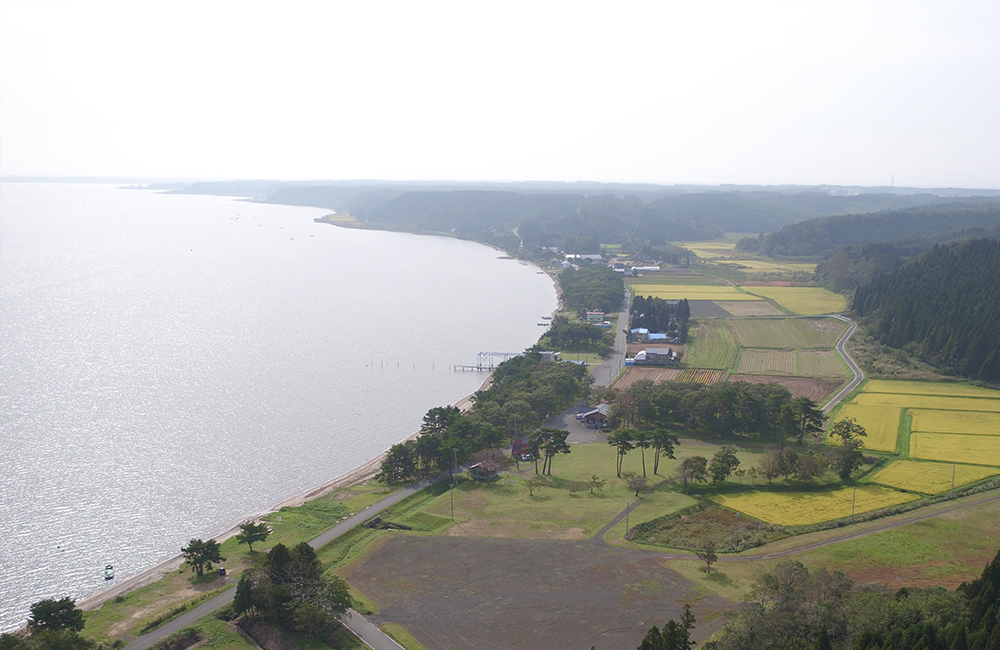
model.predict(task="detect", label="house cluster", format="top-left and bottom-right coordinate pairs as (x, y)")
top-left (627, 348), bottom-right (678, 366)
top-left (630, 327), bottom-right (681, 345)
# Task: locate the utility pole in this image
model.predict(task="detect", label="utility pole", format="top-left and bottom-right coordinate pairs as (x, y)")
top-left (450, 448), bottom-right (458, 521)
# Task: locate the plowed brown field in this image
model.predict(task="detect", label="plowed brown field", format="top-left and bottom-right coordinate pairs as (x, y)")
top-left (616, 366), bottom-right (682, 389)
top-left (728, 374), bottom-right (843, 402)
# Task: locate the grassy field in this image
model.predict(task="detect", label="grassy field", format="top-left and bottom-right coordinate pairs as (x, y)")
top-left (797, 350), bottom-right (846, 378)
top-left (737, 349), bottom-right (796, 375)
top-left (910, 433), bottom-right (1000, 466)
top-left (742, 287), bottom-right (847, 315)
top-left (413, 440), bottom-right (748, 540)
top-left (729, 317), bottom-right (848, 348)
top-left (870, 460), bottom-right (998, 494)
top-left (684, 320), bottom-right (739, 369)
top-left (910, 408), bottom-right (1000, 435)
top-left (630, 283), bottom-right (762, 301)
top-left (825, 403), bottom-right (902, 452)
top-left (853, 392), bottom-right (1000, 412)
top-left (710, 485), bottom-right (920, 526)
top-left (669, 495), bottom-right (1000, 601)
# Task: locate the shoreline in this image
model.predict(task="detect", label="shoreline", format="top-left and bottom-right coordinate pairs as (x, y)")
top-left (78, 374), bottom-right (492, 613)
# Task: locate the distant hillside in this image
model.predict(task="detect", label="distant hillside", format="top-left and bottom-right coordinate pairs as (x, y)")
top-left (852, 238), bottom-right (1000, 381)
top-left (738, 201), bottom-right (1000, 258)
top-left (270, 186), bottom-right (979, 253)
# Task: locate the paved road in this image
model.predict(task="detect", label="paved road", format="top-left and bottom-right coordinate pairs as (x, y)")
top-left (122, 474), bottom-right (449, 650)
top-left (823, 315), bottom-right (864, 413)
top-left (590, 290), bottom-right (630, 387)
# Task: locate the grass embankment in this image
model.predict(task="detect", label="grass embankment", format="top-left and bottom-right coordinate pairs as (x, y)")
top-left (83, 484), bottom-right (394, 643)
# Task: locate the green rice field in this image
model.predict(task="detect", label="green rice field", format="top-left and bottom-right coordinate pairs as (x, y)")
top-left (730, 317), bottom-right (848, 348)
top-left (683, 320), bottom-right (739, 369)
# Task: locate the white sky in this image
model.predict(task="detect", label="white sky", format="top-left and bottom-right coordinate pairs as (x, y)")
top-left (1, 0), bottom-right (998, 187)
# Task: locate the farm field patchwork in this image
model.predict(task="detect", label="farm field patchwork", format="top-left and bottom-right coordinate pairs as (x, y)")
top-left (826, 404), bottom-right (901, 452)
top-left (853, 393), bottom-right (1000, 412)
top-left (910, 409), bottom-right (1000, 436)
top-left (729, 317), bottom-right (848, 348)
top-left (797, 350), bottom-right (846, 378)
top-left (710, 485), bottom-right (919, 526)
top-left (684, 320), bottom-right (739, 369)
top-left (742, 286), bottom-right (847, 315)
top-left (630, 284), bottom-right (762, 301)
top-left (909, 433), bottom-right (1000, 467)
top-left (738, 349), bottom-right (796, 375)
top-left (863, 380), bottom-right (1000, 398)
top-left (870, 460), bottom-right (998, 495)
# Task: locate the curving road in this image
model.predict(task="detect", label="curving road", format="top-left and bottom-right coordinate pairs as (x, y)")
top-left (823, 314), bottom-right (864, 413)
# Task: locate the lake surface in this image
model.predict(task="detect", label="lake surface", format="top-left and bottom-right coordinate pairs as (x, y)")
top-left (0, 183), bottom-right (556, 631)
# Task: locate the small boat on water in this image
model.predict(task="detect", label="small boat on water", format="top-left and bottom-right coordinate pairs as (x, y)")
top-left (104, 565), bottom-right (114, 580)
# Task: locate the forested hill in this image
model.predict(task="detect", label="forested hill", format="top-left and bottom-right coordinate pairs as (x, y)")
top-left (852, 238), bottom-right (1000, 382)
top-left (256, 183), bottom-right (984, 250)
top-left (738, 201), bottom-right (1000, 258)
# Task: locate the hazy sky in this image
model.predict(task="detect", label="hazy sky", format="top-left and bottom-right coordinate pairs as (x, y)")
top-left (1, 0), bottom-right (998, 187)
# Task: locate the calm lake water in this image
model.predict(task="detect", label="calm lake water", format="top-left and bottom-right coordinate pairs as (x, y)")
top-left (0, 183), bottom-right (556, 631)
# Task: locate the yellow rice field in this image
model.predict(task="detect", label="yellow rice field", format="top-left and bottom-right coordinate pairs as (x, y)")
top-left (825, 404), bottom-right (901, 452)
top-left (724, 259), bottom-right (818, 273)
top-left (853, 393), bottom-right (1000, 412)
top-left (742, 286), bottom-right (847, 315)
top-left (909, 409), bottom-right (1000, 436)
top-left (909, 433), bottom-right (1000, 467)
top-left (711, 485), bottom-right (919, 526)
top-left (870, 460), bottom-right (998, 494)
top-left (682, 242), bottom-right (738, 259)
top-left (863, 380), bottom-right (1000, 399)
top-left (630, 284), bottom-right (762, 301)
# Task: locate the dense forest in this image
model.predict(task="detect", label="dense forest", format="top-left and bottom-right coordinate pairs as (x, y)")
top-left (736, 202), bottom-right (1000, 258)
top-left (558, 264), bottom-right (625, 315)
top-left (852, 239), bottom-right (1000, 382)
top-left (630, 295), bottom-right (691, 342)
top-left (704, 546), bottom-right (1000, 650)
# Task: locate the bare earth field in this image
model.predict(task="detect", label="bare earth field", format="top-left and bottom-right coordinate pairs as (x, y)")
top-left (714, 301), bottom-right (783, 316)
top-left (616, 366), bottom-right (683, 388)
top-left (345, 535), bottom-right (733, 650)
top-left (728, 374), bottom-right (844, 402)
top-left (688, 300), bottom-right (733, 318)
